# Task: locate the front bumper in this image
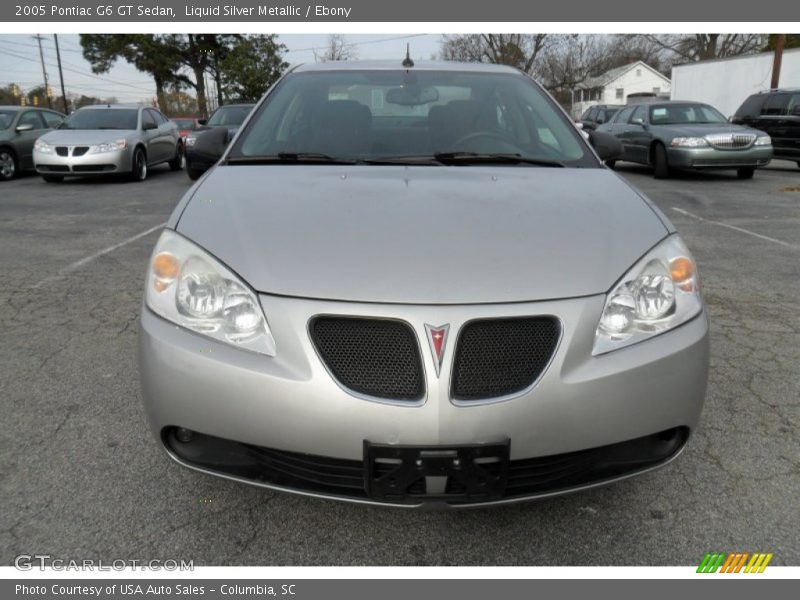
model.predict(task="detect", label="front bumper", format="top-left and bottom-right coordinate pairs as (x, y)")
top-left (666, 145), bottom-right (773, 169)
top-left (139, 293), bottom-right (709, 506)
top-left (34, 147), bottom-right (132, 175)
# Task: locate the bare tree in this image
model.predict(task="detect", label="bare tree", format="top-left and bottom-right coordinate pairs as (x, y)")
top-left (639, 34), bottom-right (766, 63)
top-left (440, 34), bottom-right (549, 75)
top-left (314, 35), bottom-right (357, 62)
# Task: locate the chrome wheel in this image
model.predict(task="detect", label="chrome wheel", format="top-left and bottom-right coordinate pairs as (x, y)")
top-left (0, 151), bottom-right (16, 180)
top-left (132, 149), bottom-right (147, 181)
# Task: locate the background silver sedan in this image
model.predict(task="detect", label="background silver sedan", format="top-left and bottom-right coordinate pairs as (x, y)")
top-left (139, 61), bottom-right (709, 507)
top-left (33, 104), bottom-right (183, 182)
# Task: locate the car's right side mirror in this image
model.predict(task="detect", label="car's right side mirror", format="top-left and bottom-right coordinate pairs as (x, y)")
top-left (588, 130), bottom-right (623, 163)
top-left (631, 117), bottom-right (646, 127)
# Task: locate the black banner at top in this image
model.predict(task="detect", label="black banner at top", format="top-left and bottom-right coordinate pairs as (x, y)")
top-left (3, 0), bottom-right (800, 22)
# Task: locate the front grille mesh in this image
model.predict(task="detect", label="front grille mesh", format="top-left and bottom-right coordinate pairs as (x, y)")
top-left (452, 317), bottom-right (560, 401)
top-left (705, 132), bottom-right (756, 149)
top-left (310, 317), bottom-right (425, 401)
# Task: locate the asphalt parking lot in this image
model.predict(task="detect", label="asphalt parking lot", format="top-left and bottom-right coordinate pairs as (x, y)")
top-left (1, 160), bottom-right (799, 566)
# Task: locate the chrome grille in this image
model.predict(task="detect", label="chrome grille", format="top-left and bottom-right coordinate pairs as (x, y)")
top-left (704, 132), bottom-right (756, 149)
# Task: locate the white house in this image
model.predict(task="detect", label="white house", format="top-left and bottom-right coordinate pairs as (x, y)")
top-left (571, 61), bottom-right (672, 118)
top-left (670, 48), bottom-right (800, 117)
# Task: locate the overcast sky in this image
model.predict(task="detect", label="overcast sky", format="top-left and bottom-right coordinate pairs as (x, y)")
top-left (0, 33), bottom-right (445, 103)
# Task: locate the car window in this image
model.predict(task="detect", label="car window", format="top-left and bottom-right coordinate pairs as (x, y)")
top-left (142, 110), bottom-right (156, 129)
top-left (585, 107), bottom-right (597, 121)
top-left (649, 104), bottom-right (726, 125)
top-left (231, 70), bottom-right (595, 166)
top-left (42, 111), bottom-right (64, 128)
top-left (18, 110), bottom-right (45, 130)
top-left (206, 106), bottom-right (253, 127)
top-left (760, 94), bottom-right (790, 116)
top-left (615, 106), bottom-right (636, 124)
top-left (735, 94), bottom-right (765, 119)
top-left (787, 93), bottom-right (800, 115)
top-left (172, 118), bottom-right (196, 129)
top-left (631, 105), bottom-right (647, 122)
top-left (597, 108), bottom-right (618, 123)
top-left (0, 110), bottom-right (16, 129)
top-left (61, 109), bottom-right (139, 130)
top-left (152, 109), bottom-right (169, 125)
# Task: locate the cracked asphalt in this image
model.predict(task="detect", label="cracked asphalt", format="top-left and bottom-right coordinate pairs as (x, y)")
top-left (1, 160), bottom-right (798, 566)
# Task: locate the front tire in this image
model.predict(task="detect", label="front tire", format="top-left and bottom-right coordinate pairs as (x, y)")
top-left (653, 143), bottom-right (670, 179)
top-left (186, 165), bottom-right (203, 181)
top-left (0, 148), bottom-right (18, 181)
top-left (41, 174), bottom-right (64, 183)
top-left (168, 143), bottom-right (184, 171)
top-left (130, 147), bottom-right (147, 181)
top-left (737, 167), bottom-right (755, 179)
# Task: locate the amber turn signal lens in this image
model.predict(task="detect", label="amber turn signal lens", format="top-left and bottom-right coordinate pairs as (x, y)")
top-left (153, 252), bottom-right (180, 280)
top-left (670, 257), bottom-right (694, 283)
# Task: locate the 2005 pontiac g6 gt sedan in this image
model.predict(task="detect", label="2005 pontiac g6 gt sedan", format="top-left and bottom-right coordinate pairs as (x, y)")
top-left (139, 61), bottom-right (709, 507)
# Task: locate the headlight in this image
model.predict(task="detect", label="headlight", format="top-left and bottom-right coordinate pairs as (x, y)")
top-left (593, 235), bottom-right (703, 355)
top-left (91, 139), bottom-right (128, 154)
top-left (754, 135), bottom-right (771, 146)
top-left (670, 137), bottom-right (709, 148)
top-left (34, 140), bottom-right (53, 154)
top-left (185, 136), bottom-right (197, 147)
top-left (145, 229), bottom-right (276, 356)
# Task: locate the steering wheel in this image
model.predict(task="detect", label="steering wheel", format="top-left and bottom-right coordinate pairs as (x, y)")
top-left (447, 130), bottom-right (519, 152)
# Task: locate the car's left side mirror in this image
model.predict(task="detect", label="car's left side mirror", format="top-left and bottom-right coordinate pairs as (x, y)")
top-left (589, 130), bottom-right (623, 163)
top-left (15, 123), bottom-right (34, 133)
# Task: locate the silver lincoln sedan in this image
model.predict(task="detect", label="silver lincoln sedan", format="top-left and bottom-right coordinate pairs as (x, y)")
top-left (139, 61), bottom-right (709, 507)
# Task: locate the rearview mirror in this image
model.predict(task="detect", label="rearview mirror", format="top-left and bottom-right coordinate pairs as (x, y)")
top-left (385, 85), bottom-right (439, 106)
top-left (198, 118), bottom-right (207, 126)
top-left (15, 123), bottom-right (34, 132)
top-left (589, 130), bottom-right (623, 163)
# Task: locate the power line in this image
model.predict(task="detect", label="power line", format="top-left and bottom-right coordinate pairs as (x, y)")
top-left (283, 33), bottom-right (432, 55)
top-left (0, 47), bottom-right (156, 92)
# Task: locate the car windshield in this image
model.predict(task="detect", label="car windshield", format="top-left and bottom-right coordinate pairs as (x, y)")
top-left (598, 108), bottom-right (620, 121)
top-left (0, 110), bottom-right (15, 129)
top-left (172, 118), bottom-right (196, 129)
top-left (60, 108), bottom-right (138, 130)
top-left (207, 106), bottom-right (252, 127)
top-left (649, 104), bottom-right (727, 125)
top-left (229, 70), bottom-right (594, 166)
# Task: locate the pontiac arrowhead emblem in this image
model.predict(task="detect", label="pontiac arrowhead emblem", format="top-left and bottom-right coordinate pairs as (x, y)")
top-left (425, 324), bottom-right (450, 377)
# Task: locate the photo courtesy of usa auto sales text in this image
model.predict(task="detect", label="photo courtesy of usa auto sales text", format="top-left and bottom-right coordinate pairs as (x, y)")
top-left (15, 584), bottom-right (299, 596)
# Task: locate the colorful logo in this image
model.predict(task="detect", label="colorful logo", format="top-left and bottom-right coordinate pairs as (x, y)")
top-left (697, 552), bottom-right (773, 573)
top-left (424, 324), bottom-right (450, 377)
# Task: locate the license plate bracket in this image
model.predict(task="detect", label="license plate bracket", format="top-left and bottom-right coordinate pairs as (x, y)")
top-left (364, 440), bottom-right (510, 503)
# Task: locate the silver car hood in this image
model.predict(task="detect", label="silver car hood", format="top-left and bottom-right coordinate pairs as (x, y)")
top-left (39, 129), bottom-right (137, 144)
top-left (176, 165), bottom-right (668, 304)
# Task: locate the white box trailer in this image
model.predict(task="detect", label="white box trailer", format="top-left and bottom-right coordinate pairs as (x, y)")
top-left (670, 48), bottom-right (800, 117)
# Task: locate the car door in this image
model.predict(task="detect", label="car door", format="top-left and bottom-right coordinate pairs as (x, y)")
top-left (611, 106), bottom-right (638, 162)
top-left (783, 93), bottom-right (800, 161)
top-left (152, 109), bottom-right (176, 162)
top-left (625, 104), bottom-right (651, 163)
top-left (13, 110), bottom-right (47, 170)
top-left (140, 109), bottom-right (162, 163)
top-left (755, 93), bottom-right (791, 156)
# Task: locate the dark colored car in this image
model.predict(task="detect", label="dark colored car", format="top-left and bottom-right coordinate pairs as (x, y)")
top-left (598, 101), bottom-right (772, 179)
top-left (579, 104), bottom-right (623, 131)
top-left (0, 106), bottom-right (65, 180)
top-left (184, 104), bottom-right (254, 180)
top-left (731, 89), bottom-right (800, 168)
top-left (171, 117), bottom-right (201, 140)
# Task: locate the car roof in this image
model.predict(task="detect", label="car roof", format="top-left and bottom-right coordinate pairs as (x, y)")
top-left (292, 60), bottom-right (522, 74)
top-left (77, 104), bottom-right (145, 111)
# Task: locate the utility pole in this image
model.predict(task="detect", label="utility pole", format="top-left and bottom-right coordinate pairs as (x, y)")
top-left (770, 34), bottom-right (786, 90)
top-left (53, 34), bottom-right (68, 113)
top-left (32, 34), bottom-right (52, 108)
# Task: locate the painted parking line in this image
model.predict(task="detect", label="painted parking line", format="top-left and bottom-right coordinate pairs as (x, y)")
top-left (31, 222), bottom-right (167, 289)
top-left (671, 207), bottom-right (800, 251)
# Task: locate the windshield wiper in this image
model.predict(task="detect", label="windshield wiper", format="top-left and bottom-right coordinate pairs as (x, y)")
top-left (226, 152), bottom-right (358, 165)
top-left (432, 152), bottom-right (565, 167)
